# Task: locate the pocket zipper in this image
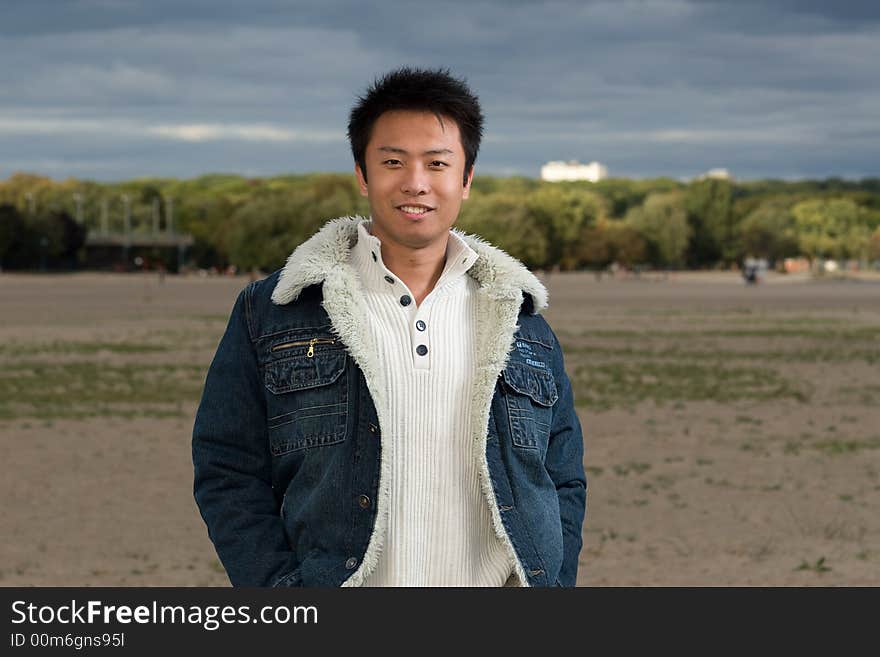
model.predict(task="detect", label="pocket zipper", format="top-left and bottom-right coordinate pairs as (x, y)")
top-left (271, 338), bottom-right (336, 357)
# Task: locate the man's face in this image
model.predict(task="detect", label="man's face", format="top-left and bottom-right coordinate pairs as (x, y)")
top-left (355, 110), bottom-right (473, 253)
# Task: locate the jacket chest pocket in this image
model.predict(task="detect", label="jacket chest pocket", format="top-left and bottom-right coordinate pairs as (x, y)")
top-left (501, 363), bottom-right (558, 456)
top-left (262, 334), bottom-right (349, 456)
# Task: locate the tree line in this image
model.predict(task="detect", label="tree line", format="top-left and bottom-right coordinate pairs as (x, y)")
top-left (1, 171), bottom-right (879, 272)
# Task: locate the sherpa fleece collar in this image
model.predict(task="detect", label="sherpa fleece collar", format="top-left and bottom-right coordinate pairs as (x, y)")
top-left (270, 215), bottom-right (547, 312)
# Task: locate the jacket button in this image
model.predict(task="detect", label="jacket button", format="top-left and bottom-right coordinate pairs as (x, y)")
top-left (345, 557), bottom-right (358, 570)
top-left (358, 495), bottom-right (371, 509)
top-left (416, 344), bottom-right (428, 356)
top-left (415, 320), bottom-right (426, 331)
top-left (368, 423), bottom-right (379, 435)
top-left (384, 275), bottom-right (395, 284)
top-left (400, 295), bottom-right (412, 306)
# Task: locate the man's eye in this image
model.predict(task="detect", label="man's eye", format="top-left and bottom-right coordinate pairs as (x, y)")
top-left (383, 159), bottom-right (402, 166)
top-left (430, 161), bottom-right (449, 168)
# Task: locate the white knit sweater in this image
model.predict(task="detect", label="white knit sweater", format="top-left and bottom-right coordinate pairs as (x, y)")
top-left (350, 221), bottom-right (514, 586)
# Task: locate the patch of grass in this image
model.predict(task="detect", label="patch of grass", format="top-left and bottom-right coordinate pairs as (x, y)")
top-left (838, 385), bottom-right (880, 404)
top-left (564, 344), bottom-right (880, 365)
top-left (0, 341), bottom-right (170, 357)
top-left (740, 441), bottom-right (771, 456)
top-left (612, 462), bottom-right (652, 476)
top-left (0, 361), bottom-right (205, 420)
top-left (838, 494), bottom-right (854, 502)
top-left (573, 361), bottom-right (809, 410)
top-left (576, 326), bottom-right (880, 340)
top-left (813, 437), bottom-right (880, 455)
top-left (585, 466), bottom-right (604, 477)
top-left (795, 557), bottom-right (831, 573)
top-left (654, 474), bottom-right (677, 489)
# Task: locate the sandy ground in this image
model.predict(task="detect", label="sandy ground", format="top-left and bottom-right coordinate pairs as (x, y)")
top-left (1, 270), bottom-right (878, 586)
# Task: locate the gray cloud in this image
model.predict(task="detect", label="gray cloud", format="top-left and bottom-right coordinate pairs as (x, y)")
top-left (0, 0), bottom-right (877, 180)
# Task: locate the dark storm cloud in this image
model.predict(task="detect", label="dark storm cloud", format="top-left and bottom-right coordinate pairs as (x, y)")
top-left (0, 0), bottom-right (877, 180)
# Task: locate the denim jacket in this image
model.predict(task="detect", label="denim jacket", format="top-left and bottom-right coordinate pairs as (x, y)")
top-left (192, 217), bottom-right (587, 587)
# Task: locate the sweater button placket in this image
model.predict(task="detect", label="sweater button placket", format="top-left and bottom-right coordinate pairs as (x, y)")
top-left (412, 306), bottom-right (430, 369)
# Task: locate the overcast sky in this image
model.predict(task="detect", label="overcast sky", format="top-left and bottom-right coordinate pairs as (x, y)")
top-left (1, 0), bottom-right (878, 181)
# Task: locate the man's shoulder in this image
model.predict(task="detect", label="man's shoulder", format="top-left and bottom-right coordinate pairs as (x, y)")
top-left (515, 309), bottom-right (558, 347)
top-left (235, 270), bottom-right (327, 339)
top-left (456, 229), bottom-right (548, 315)
top-left (246, 270), bottom-right (323, 305)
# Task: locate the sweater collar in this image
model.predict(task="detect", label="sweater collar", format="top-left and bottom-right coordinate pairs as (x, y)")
top-left (348, 220), bottom-right (479, 295)
top-left (270, 215), bottom-right (548, 314)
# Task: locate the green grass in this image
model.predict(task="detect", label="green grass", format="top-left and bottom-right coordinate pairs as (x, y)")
top-left (569, 326), bottom-right (880, 340)
top-left (563, 343), bottom-right (880, 365)
top-left (0, 361), bottom-right (205, 420)
top-left (795, 557), bottom-right (831, 573)
top-left (612, 462), bottom-right (652, 476)
top-left (838, 385), bottom-right (880, 404)
top-left (572, 361), bottom-right (809, 410)
top-left (0, 342), bottom-right (170, 356)
top-left (812, 437), bottom-right (880, 455)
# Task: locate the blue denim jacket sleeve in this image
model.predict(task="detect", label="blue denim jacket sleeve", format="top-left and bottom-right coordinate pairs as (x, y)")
top-left (545, 325), bottom-right (587, 587)
top-left (192, 283), bottom-right (300, 587)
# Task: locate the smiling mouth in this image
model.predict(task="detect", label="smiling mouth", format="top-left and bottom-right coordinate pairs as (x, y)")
top-left (397, 204), bottom-right (434, 217)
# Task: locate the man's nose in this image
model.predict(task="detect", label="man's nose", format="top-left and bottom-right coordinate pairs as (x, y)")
top-left (400, 166), bottom-right (430, 195)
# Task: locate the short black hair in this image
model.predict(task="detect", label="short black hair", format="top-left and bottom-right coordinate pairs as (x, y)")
top-left (347, 67), bottom-right (484, 185)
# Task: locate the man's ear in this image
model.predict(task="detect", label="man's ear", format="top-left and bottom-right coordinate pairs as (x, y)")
top-left (355, 163), bottom-right (368, 196)
top-left (462, 166), bottom-right (475, 199)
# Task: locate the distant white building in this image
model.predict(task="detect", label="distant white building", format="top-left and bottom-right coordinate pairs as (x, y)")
top-left (696, 168), bottom-right (732, 181)
top-left (540, 160), bottom-right (608, 183)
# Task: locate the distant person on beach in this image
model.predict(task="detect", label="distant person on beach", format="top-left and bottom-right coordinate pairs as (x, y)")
top-left (192, 67), bottom-right (587, 587)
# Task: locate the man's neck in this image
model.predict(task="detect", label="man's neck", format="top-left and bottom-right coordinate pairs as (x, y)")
top-left (376, 232), bottom-right (449, 307)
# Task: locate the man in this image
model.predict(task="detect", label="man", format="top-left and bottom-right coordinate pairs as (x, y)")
top-left (192, 67), bottom-right (587, 587)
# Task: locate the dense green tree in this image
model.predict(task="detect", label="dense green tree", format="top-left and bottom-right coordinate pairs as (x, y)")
top-left (626, 192), bottom-right (691, 267)
top-left (0, 204), bottom-right (25, 268)
top-left (457, 192), bottom-right (549, 268)
top-left (224, 180), bottom-right (365, 272)
top-left (3, 172), bottom-right (880, 271)
top-left (524, 185), bottom-right (605, 269)
top-left (576, 218), bottom-right (646, 269)
top-left (791, 198), bottom-right (872, 260)
top-left (869, 227), bottom-right (880, 261)
top-left (592, 177), bottom-right (681, 218)
top-left (685, 178), bottom-right (735, 266)
top-left (739, 199), bottom-right (799, 264)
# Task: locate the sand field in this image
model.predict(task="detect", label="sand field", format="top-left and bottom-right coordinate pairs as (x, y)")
top-left (1, 270), bottom-right (878, 585)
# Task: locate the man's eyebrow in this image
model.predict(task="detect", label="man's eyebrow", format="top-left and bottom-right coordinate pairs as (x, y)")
top-left (377, 146), bottom-right (455, 156)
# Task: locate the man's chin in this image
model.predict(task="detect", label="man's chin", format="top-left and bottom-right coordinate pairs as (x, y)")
top-left (376, 222), bottom-right (450, 250)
